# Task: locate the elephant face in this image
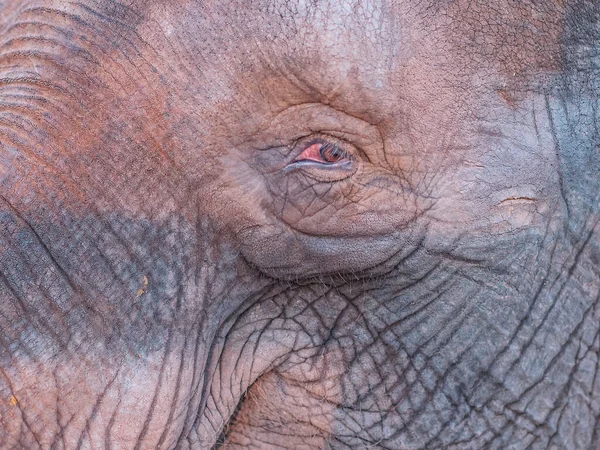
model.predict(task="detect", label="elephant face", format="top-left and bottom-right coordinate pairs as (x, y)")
top-left (1, 1), bottom-right (599, 449)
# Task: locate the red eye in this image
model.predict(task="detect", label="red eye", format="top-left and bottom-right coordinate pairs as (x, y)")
top-left (294, 142), bottom-right (350, 164)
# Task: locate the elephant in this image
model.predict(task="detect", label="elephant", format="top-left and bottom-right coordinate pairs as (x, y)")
top-left (0, 0), bottom-right (599, 448)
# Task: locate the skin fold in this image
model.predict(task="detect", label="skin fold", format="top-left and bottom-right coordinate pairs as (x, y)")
top-left (0, 0), bottom-right (598, 448)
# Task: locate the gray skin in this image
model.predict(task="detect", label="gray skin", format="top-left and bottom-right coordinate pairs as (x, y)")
top-left (0, 0), bottom-right (599, 449)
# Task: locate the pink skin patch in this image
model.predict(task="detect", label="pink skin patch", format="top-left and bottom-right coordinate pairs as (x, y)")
top-left (295, 143), bottom-right (326, 163)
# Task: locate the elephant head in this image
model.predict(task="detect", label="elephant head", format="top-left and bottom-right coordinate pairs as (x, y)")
top-left (1, 1), bottom-right (599, 448)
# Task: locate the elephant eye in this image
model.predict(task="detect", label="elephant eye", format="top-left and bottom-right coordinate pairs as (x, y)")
top-left (294, 141), bottom-right (351, 165)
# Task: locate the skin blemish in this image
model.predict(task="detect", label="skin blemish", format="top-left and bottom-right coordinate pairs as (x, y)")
top-left (137, 276), bottom-right (149, 297)
top-left (496, 196), bottom-right (541, 229)
top-left (497, 88), bottom-right (518, 108)
top-left (464, 160), bottom-right (486, 168)
top-left (498, 196), bottom-right (537, 205)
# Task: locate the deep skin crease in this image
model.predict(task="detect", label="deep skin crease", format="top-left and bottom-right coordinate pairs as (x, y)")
top-left (0, 0), bottom-right (599, 449)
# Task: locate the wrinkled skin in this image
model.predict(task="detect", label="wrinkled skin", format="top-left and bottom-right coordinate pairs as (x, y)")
top-left (0, 0), bottom-right (599, 449)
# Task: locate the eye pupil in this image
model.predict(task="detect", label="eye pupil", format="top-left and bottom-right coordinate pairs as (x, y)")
top-left (320, 143), bottom-right (346, 163)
